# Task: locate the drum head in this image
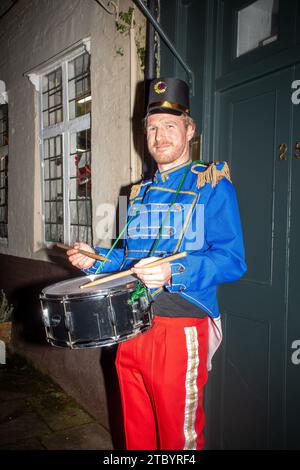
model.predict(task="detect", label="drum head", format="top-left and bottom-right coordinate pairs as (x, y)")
top-left (41, 274), bottom-right (138, 299)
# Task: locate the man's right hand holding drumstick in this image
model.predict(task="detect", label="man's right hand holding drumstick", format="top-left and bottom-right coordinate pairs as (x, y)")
top-left (67, 242), bottom-right (96, 270)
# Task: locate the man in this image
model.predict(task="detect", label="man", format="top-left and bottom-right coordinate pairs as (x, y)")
top-left (67, 77), bottom-right (247, 450)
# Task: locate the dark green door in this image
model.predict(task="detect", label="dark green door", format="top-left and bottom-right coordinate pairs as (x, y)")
top-left (214, 67), bottom-right (292, 450)
top-left (205, 0), bottom-right (300, 450)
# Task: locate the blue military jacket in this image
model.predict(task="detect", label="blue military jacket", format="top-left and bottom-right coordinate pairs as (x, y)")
top-left (85, 160), bottom-right (247, 319)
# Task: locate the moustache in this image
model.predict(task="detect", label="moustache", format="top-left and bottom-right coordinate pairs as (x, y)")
top-left (154, 142), bottom-right (172, 147)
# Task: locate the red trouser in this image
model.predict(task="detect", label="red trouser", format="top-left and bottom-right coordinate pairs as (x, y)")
top-left (115, 315), bottom-right (209, 450)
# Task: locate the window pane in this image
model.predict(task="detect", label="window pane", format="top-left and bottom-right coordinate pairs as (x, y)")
top-left (69, 129), bottom-right (91, 199)
top-left (42, 67), bottom-right (63, 127)
top-left (70, 225), bottom-right (79, 245)
top-left (70, 201), bottom-right (78, 225)
top-left (45, 202), bottom-right (50, 222)
top-left (70, 224), bottom-right (92, 246)
top-left (0, 104), bottom-right (8, 147)
top-left (46, 221), bottom-right (64, 242)
top-left (68, 52), bottom-right (91, 119)
top-left (45, 224), bottom-right (51, 240)
top-left (44, 161), bottom-right (50, 180)
top-left (43, 135), bottom-right (64, 242)
top-left (55, 135), bottom-right (62, 154)
top-left (236, 0), bottom-right (279, 57)
top-left (44, 181), bottom-right (50, 200)
top-left (69, 128), bottom-right (92, 245)
top-left (51, 224), bottom-right (57, 240)
top-left (49, 157), bottom-right (62, 179)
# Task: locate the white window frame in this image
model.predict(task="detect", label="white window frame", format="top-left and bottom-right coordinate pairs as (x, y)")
top-left (27, 39), bottom-right (92, 246)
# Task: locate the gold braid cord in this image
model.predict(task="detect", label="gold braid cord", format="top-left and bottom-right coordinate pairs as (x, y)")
top-left (191, 162), bottom-right (232, 189)
top-left (129, 183), bottom-right (142, 200)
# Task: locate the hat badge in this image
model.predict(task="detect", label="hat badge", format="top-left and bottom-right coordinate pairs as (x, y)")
top-left (154, 81), bottom-right (167, 94)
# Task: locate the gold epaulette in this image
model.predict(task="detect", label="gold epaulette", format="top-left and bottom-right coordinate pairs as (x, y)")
top-left (191, 161), bottom-right (232, 189)
top-left (129, 183), bottom-right (142, 200)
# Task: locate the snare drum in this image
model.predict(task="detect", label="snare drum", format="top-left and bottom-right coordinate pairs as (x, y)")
top-left (40, 274), bottom-right (152, 349)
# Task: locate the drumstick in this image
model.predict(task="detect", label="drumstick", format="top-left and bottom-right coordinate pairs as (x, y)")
top-left (80, 251), bottom-right (187, 289)
top-left (56, 242), bottom-right (111, 263)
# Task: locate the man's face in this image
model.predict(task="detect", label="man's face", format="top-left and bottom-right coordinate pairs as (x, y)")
top-left (146, 113), bottom-right (194, 167)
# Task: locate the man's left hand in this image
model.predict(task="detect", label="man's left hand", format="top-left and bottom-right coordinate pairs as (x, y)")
top-left (131, 257), bottom-right (172, 288)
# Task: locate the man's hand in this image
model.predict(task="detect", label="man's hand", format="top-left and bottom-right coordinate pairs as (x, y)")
top-left (131, 257), bottom-right (172, 288)
top-left (67, 242), bottom-right (95, 270)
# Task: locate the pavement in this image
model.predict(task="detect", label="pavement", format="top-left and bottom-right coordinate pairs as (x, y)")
top-left (0, 351), bottom-right (114, 450)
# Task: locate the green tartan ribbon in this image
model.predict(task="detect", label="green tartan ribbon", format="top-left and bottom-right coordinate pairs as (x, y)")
top-left (128, 281), bottom-right (147, 305)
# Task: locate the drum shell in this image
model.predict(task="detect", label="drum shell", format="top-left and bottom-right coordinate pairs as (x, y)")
top-left (40, 277), bottom-right (152, 349)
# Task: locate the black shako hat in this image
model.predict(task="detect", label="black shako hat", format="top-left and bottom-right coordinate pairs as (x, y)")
top-left (147, 77), bottom-right (190, 116)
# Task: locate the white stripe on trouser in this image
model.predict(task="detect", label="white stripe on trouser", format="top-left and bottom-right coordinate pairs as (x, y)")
top-left (183, 326), bottom-right (199, 450)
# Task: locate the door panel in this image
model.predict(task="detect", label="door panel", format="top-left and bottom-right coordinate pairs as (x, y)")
top-left (229, 90), bottom-right (278, 285)
top-left (214, 68), bottom-right (292, 449)
top-left (223, 315), bottom-right (270, 449)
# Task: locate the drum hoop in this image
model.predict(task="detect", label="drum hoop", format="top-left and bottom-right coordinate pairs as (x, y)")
top-left (40, 281), bottom-right (140, 301)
